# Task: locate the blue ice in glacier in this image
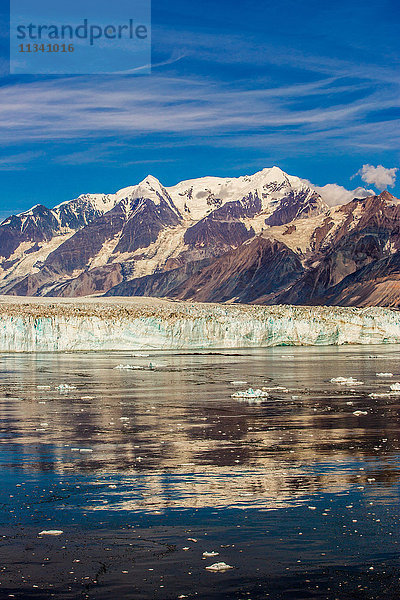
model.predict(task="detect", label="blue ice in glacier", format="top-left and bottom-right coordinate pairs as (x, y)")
top-left (0, 297), bottom-right (399, 351)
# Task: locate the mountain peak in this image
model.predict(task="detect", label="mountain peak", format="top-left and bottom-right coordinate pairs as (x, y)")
top-left (138, 174), bottom-right (163, 188)
top-left (378, 190), bottom-right (398, 202)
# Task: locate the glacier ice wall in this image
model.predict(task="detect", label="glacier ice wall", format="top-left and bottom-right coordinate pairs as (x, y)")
top-left (0, 298), bottom-right (399, 351)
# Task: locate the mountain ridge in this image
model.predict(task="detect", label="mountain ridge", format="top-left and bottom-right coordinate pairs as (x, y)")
top-left (1, 166), bottom-right (399, 307)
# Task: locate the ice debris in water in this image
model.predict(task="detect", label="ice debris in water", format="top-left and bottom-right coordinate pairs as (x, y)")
top-left (390, 383), bottom-right (400, 391)
top-left (230, 381), bottom-right (248, 385)
top-left (39, 530), bottom-right (63, 536)
top-left (353, 410), bottom-right (368, 416)
top-left (231, 388), bottom-right (269, 400)
top-left (376, 372), bottom-right (393, 377)
top-left (114, 364), bottom-right (143, 370)
top-left (56, 384), bottom-right (76, 392)
top-left (330, 377), bottom-right (363, 386)
top-left (203, 551), bottom-right (219, 558)
top-left (205, 562), bottom-right (234, 572)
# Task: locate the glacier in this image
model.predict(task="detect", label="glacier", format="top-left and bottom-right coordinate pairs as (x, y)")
top-left (0, 296), bottom-right (399, 352)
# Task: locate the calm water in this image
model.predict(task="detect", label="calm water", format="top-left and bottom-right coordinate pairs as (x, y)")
top-left (0, 345), bottom-right (399, 599)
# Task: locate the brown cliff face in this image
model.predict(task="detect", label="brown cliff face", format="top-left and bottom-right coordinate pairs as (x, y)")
top-left (172, 237), bottom-right (304, 303)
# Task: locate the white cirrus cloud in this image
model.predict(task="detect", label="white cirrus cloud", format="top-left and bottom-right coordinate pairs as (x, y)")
top-left (353, 164), bottom-right (398, 191)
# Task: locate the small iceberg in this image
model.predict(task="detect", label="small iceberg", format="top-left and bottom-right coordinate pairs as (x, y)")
top-left (353, 410), bottom-right (368, 416)
top-left (205, 562), bottom-right (233, 572)
top-left (56, 384), bottom-right (76, 392)
top-left (114, 364), bottom-right (143, 370)
top-left (38, 530), bottom-right (63, 536)
top-left (203, 551), bottom-right (219, 558)
top-left (231, 388), bottom-right (269, 400)
top-left (376, 372), bottom-right (393, 378)
top-left (390, 383), bottom-right (400, 391)
top-left (330, 377), bottom-right (363, 386)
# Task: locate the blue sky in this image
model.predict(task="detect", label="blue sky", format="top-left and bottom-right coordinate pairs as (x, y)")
top-left (0, 0), bottom-right (399, 216)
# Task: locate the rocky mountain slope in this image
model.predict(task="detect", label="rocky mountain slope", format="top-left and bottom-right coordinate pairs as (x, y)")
top-left (1, 166), bottom-right (399, 307)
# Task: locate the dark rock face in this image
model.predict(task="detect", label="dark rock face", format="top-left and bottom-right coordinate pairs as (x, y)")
top-left (47, 264), bottom-right (124, 298)
top-left (170, 237), bottom-right (304, 303)
top-left (183, 193), bottom-right (264, 252)
top-left (54, 198), bottom-right (107, 230)
top-left (106, 260), bottom-right (210, 299)
top-left (113, 198), bottom-right (181, 255)
top-left (277, 192), bottom-right (400, 305)
top-left (45, 206), bottom-right (126, 273)
top-left (0, 197), bottom-right (114, 262)
top-left (265, 190), bottom-right (323, 226)
top-left (213, 193), bottom-right (262, 220)
top-left (0, 206), bottom-right (60, 260)
top-left (1, 266), bottom-right (59, 296)
top-left (322, 252), bottom-right (400, 307)
top-left (184, 216), bottom-right (254, 251)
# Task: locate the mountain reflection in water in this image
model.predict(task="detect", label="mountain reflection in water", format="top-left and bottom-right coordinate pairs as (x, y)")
top-left (0, 346), bottom-right (399, 599)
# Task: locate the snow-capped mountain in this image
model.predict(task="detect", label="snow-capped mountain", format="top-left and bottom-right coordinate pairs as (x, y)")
top-left (1, 166), bottom-right (399, 307)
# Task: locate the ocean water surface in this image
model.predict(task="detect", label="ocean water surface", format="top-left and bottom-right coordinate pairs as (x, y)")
top-left (0, 345), bottom-right (399, 599)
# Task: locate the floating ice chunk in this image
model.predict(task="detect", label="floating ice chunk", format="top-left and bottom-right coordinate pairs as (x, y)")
top-left (37, 385), bottom-right (51, 389)
top-left (376, 372), bottom-right (393, 377)
top-left (114, 364), bottom-right (143, 370)
top-left (230, 381), bottom-right (248, 385)
top-left (390, 383), bottom-right (400, 391)
top-left (353, 410), bottom-right (368, 416)
top-left (57, 384), bottom-right (76, 392)
top-left (205, 562), bottom-right (234, 572)
top-left (330, 377), bottom-right (363, 386)
top-left (203, 551), bottom-right (219, 558)
top-left (231, 388), bottom-right (269, 399)
top-left (79, 448), bottom-right (93, 453)
top-left (39, 530), bottom-right (63, 536)
top-left (369, 392), bottom-right (391, 398)
top-left (262, 386), bottom-right (289, 392)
